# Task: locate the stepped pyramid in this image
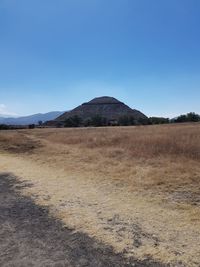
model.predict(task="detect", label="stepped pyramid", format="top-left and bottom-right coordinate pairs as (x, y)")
top-left (54, 96), bottom-right (147, 124)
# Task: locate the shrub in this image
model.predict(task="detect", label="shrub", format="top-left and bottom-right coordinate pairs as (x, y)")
top-left (149, 117), bottom-right (170, 125)
top-left (0, 124), bottom-right (9, 130)
top-left (64, 115), bottom-right (82, 127)
top-left (118, 116), bottom-right (136, 126)
top-left (91, 115), bottom-right (107, 127)
top-left (174, 112), bottom-right (200, 123)
top-left (28, 124), bottom-right (35, 129)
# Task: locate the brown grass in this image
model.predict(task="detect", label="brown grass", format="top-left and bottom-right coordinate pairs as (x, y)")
top-left (0, 123), bottom-right (200, 266)
top-left (0, 130), bottom-right (39, 153)
top-left (36, 123), bottom-right (200, 160)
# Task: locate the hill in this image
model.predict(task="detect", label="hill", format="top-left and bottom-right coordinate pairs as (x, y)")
top-left (53, 96), bottom-right (147, 126)
top-left (0, 111), bottom-right (64, 125)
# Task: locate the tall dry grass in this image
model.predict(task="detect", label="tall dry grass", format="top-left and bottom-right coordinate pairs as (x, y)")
top-left (0, 123), bottom-right (199, 194)
top-left (39, 123), bottom-right (200, 161)
top-left (0, 130), bottom-right (39, 153)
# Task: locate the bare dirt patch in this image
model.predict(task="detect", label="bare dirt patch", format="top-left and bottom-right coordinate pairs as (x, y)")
top-left (0, 173), bottom-right (165, 267)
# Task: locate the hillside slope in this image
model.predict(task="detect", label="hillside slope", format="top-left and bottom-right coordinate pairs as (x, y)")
top-left (0, 111), bottom-right (64, 125)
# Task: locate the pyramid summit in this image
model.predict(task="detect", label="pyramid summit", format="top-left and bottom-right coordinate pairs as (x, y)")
top-left (86, 96), bottom-right (123, 105)
top-left (48, 96), bottom-right (147, 127)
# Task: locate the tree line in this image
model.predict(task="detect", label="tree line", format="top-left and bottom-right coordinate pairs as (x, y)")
top-left (63, 112), bottom-right (200, 127)
top-left (0, 112), bottom-right (199, 130)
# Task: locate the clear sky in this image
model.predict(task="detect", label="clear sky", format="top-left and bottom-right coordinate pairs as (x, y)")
top-left (0, 0), bottom-right (200, 118)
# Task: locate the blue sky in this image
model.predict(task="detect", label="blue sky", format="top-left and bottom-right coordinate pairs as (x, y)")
top-left (0, 0), bottom-right (200, 118)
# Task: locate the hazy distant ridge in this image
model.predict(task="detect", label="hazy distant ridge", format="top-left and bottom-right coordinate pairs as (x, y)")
top-left (0, 111), bottom-right (64, 125)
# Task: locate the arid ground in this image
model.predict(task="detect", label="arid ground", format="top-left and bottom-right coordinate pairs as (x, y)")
top-left (0, 123), bottom-right (200, 266)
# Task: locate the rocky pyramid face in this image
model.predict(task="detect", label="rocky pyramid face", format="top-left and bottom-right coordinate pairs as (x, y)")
top-left (55, 96), bottom-right (147, 123)
top-left (86, 96), bottom-right (123, 105)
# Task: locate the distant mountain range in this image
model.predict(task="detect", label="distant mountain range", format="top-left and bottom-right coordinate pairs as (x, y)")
top-left (0, 111), bottom-right (64, 125)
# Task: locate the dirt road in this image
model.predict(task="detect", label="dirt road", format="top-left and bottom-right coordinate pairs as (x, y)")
top-left (0, 173), bottom-right (166, 267)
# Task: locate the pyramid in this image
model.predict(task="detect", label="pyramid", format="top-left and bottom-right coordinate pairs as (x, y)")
top-left (54, 96), bottom-right (147, 124)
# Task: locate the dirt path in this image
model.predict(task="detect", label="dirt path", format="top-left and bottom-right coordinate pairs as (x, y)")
top-left (0, 151), bottom-right (199, 266)
top-left (0, 173), bottom-right (166, 267)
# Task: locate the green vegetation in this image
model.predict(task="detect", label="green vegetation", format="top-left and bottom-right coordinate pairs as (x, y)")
top-left (0, 124), bottom-right (10, 130)
top-left (118, 115), bottom-right (136, 126)
top-left (64, 115), bottom-right (82, 127)
top-left (28, 124), bottom-right (35, 129)
top-left (173, 112), bottom-right (200, 123)
top-left (149, 117), bottom-right (170, 125)
top-left (38, 120), bottom-right (43, 126)
top-left (90, 115), bottom-right (107, 127)
top-left (63, 112), bottom-right (200, 128)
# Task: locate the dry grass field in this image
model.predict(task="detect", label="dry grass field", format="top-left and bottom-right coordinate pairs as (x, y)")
top-left (0, 123), bottom-right (200, 266)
